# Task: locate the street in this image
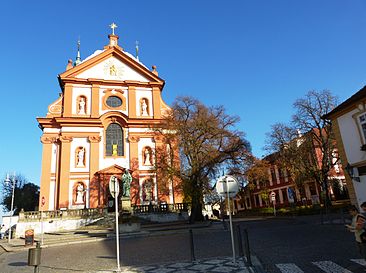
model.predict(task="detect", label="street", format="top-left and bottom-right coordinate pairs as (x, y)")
top-left (244, 215), bottom-right (365, 273)
top-left (0, 215), bottom-right (364, 273)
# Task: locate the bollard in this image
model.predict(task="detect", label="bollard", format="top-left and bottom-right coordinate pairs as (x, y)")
top-left (236, 224), bottom-right (244, 257)
top-left (243, 228), bottom-right (252, 266)
top-left (189, 229), bottom-right (196, 261)
top-left (28, 242), bottom-right (41, 273)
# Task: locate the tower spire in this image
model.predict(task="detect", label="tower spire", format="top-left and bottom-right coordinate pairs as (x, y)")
top-left (74, 38), bottom-right (81, 66)
top-left (135, 41), bottom-right (139, 61)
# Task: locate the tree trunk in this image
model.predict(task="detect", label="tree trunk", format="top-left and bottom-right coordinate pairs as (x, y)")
top-left (189, 192), bottom-right (204, 223)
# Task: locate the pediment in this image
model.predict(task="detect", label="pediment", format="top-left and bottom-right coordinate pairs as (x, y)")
top-left (59, 47), bottom-right (163, 83)
top-left (96, 164), bottom-right (126, 175)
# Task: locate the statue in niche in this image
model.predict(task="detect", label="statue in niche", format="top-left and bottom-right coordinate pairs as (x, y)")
top-left (78, 97), bottom-right (86, 115)
top-left (76, 183), bottom-right (85, 204)
top-left (144, 180), bottom-right (153, 202)
top-left (77, 147), bottom-right (85, 167)
top-left (141, 99), bottom-right (148, 116)
top-left (144, 147), bottom-right (152, 165)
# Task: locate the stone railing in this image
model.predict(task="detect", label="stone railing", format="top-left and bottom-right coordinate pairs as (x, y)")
top-left (18, 208), bottom-right (107, 222)
top-left (132, 203), bottom-right (189, 214)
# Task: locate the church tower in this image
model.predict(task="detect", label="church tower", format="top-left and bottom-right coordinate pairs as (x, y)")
top-left (37, 24), bottom-right (181, 210)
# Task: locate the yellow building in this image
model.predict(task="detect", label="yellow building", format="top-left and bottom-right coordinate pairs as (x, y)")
top-left (37, 26), bottom-right (181, 210)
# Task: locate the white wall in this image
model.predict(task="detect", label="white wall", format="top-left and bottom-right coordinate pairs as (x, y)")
top-left (337, 109), bottom-right (366, 164)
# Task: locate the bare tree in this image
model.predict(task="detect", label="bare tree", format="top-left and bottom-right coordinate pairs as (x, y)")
top-left (154, 96), bottom-right (251, 222)
top-left (265, 90), bottom-right (339, 206)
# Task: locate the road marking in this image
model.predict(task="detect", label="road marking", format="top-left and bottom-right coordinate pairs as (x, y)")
top-left (276, 263), bottom-right (304, 273)
top-left (351, 259), bottom-right (366, 266)
top-left (312, 261), bottom-right (352, 273)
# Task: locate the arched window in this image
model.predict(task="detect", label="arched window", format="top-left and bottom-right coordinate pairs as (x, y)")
top-left (106, 123), bottom-right (123, 156)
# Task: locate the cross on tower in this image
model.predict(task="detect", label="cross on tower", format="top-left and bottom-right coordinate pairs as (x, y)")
top-left (109, 22), bottom-right (118, 35)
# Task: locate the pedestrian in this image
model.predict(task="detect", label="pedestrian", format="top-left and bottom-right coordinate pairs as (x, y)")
top-left (346, 205), bottom-right (366, 260)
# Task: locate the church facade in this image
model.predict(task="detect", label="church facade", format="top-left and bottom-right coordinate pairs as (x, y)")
top-left (37, 28), bottom-right (181, 211)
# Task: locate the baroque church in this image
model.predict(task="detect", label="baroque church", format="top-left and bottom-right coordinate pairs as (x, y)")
top-left (37, 25), bottom-right (182, 210)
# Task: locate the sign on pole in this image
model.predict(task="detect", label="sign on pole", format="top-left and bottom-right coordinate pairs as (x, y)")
top-left (270, 191), bottom-right (276, 201)
top-left (109, 175), bottom-right (120, 271)
top-left (215, 175), bottom-right (239, 198)
top-left (270, 191), bottom-right (276, 216)
top-left (109, 176), bottom-right (120, 198)
top-left (215, 175), bottom-right (239, 264)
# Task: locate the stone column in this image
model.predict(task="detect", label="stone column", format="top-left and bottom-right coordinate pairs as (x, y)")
top-left (39, 136), bottom-right (57, 210)
top-left (58, 135), bottom-right (73, 209)
top-left (152, 87), bottom-right (161, 119)
top-left (63, 83), bottom-right (73, 117)
top-left (128, 86), bottom-right (137, 118)
top-left (91, 84), bottom-right (100, 118)
top-left (88, 135), bottom-right (101, 208)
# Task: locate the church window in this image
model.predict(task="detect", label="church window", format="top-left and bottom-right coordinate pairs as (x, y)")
top-left (106, 123), bottom-right (123, 156)
top-left (106, 96), bottom-right (122, 108)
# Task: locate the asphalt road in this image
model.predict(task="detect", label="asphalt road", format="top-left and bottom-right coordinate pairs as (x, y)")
top-left (0, 226), bottom-right (235, 273)
top-left (0, 215), bottom-right (364, 273)
top-left (242, 214), bottom-right (365, 273)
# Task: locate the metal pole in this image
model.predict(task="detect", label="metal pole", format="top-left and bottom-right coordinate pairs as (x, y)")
top-left (189, 229), bottom-right (196, 261)
top-left (236, 224), bottom-right (244, 257)
top-left (115, 184), bottom-right (120, 272)
top-left (226, 176), bottom-right (236, 264)
top-left (8, 172), bottom-right (16, 244)
top-left (273, 200), bottom-right (276, 217)
top-left (243, 228), bottom-right (252, 266)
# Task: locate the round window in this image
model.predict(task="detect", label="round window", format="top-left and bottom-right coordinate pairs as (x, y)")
top-left (106, 96), bottom-right (122, 108)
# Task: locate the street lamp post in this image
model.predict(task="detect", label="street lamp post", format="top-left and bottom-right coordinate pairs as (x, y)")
top-left (5, 172), bottom-right (16, 244)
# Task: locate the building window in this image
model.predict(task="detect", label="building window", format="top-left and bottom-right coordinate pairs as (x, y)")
top-left (106, 96), bottom-right (122, 108)
top-left (106, 123), bottom-right (123, 156)
top-left (358, 113), bottom-right (366, 143)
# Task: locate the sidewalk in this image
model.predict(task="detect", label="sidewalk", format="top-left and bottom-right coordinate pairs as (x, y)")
top-left (0, 221), bottom-right (265, 273)
top-left (91, 256), bottom-right (259, 273)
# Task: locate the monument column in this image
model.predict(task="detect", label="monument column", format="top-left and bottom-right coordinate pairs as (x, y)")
top-left (58, 135), bottom-right (73, 209)
top-left (88, 135), bottom-right (101, 208)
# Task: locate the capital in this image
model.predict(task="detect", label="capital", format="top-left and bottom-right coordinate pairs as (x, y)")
top-left (88, 135), bottom-right (102, 143)
top-left (128, 136), bottom-right (140, 143)
top-left (59, 135), bottom-right (73, 143)
top-left (40, 136), bottom-right (58, 144)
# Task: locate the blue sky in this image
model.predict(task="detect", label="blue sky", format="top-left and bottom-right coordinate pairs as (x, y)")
top-left (0, 0), bottom-right (365, 186)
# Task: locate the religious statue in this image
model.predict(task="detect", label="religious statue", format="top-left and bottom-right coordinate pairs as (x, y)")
top-left (144, 180), bottom-right (153, 202)
top-left (122, 170), bottom-right (132, 197)
top-left (76, 183), bottom-right (84, 204)
top-left (77, 147), bottom-right (85, 167)
top-left (110, 65), bottom-right (117, 76)
top-left (78, 97), bottom-right (86, 115)
top-left (141, 99), bottom-right (148, 116)
top-left (144, 147), bottom-right (152, 165)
